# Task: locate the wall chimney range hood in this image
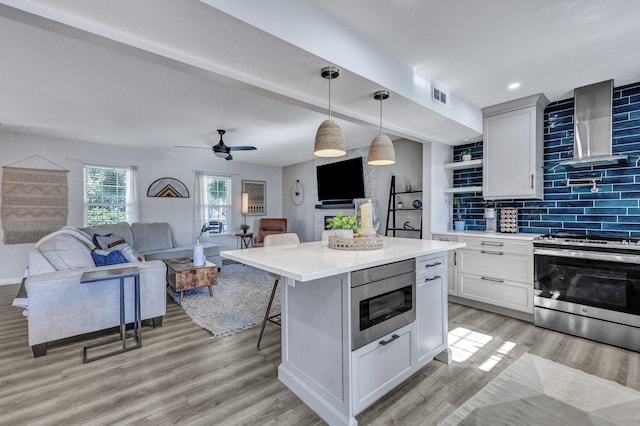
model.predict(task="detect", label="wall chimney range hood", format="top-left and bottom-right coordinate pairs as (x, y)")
top-left (559, 79), bottom-right (627, 168)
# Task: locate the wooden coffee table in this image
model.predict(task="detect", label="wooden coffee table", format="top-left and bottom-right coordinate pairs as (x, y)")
top-left (164, 259), bottom-right (218, 304)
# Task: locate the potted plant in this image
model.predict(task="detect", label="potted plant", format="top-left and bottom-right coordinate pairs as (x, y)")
top-left (453, 198), bottom-right (465, 231)
top-left (199, 223), bottom-right (211, 242)
top-left (461, 149), bottom-right (472, 162)
top-left (326, 212), bottom-right (359, 238)
top-left (239, 224), bottom-right (250, 234)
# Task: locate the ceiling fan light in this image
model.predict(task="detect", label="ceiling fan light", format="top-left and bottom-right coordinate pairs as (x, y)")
top-left (314, 119), bottom-right (346, 157)
top-left (368, 134), bottom-right (395, 165)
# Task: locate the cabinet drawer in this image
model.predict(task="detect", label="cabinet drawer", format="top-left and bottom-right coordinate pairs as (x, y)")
top-left (416, 254), bottom-right (446, 280)
top-left (459, 236), bottom-right (532, 255)
top-left (459, 273), bottom-right (533, 313)
top-left (352, 323), bottom-right (414, 414)
top-left (459, 249), bottom-right (532, 283)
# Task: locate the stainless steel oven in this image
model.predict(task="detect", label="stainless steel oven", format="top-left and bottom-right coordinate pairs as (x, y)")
top-left (534, 234), bottom-right (640, 352)
top-left (351, 259), bottom-right (415, 350)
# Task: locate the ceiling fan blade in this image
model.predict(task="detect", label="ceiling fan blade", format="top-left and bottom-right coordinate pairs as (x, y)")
top-left (174, 145), bottom-right (211, 150)
top-left (229, 146), bottom-right (257, 151)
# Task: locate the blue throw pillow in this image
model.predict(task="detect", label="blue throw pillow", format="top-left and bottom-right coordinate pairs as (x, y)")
top-left (91, 250), bottom-right (129, 267)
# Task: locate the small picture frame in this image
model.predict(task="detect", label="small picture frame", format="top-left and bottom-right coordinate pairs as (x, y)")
top-left (242, 180), bottom-right (266, 215)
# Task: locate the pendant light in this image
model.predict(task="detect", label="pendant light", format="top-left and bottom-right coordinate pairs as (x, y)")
top-left (314, 66), bottom-right (346, 158)
top-left (368, 90), bottom-right (395, 165)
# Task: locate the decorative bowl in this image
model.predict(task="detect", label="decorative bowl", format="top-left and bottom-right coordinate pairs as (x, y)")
top-left (412, 199), bottom-right (422, 209)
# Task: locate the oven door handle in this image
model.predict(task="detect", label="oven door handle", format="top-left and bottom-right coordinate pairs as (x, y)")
top-left (534, 247), bottom-right (640, 263)
top-left (379, 334), bottom-right (400, 346)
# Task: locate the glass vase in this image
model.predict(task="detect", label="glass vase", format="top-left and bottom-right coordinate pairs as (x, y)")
top-left (354, 198), bottom-right (379, 237)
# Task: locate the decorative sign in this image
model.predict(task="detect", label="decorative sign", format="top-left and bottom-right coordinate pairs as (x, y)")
top-left (242, 180), bottom-right (266, 215)
top-left (147, 177), bottom-right (189, 198)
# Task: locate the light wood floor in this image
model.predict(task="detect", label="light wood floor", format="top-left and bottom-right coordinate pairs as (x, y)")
top-left (2, 283), bottom-right (639, 425)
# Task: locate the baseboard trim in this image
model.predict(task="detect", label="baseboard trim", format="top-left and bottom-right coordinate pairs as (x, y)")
top-left (449, 295), bottom-right (534, 323)
top-left (0, 277), bottom-right (22, 286)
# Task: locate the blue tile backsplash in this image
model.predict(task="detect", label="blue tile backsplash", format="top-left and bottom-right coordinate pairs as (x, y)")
top-left (452, 81), bottom-right (640, 237)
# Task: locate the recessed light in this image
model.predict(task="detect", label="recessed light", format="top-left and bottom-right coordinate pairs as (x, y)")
top-left (508, 82), bottom-right (521, 90)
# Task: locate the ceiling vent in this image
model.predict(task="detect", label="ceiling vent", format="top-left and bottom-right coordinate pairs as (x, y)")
top-left (432, 85), bottom-right (448, 106)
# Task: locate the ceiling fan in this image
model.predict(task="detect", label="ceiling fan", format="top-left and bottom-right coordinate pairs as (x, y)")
top-left (212, 129), bottom-right (256, 160)
top-left (175, 129), bottom-right (257, 160)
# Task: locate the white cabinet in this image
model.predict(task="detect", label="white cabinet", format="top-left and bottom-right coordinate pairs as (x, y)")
top-left (458, 274), bottom-right (533, 313)
top-left (457, 235), bottom-right (534, 313)
top-left (482, 93), bottom-right (549, 200)
top-left (432, 234), bottom-right (458, 295)
top-left (415, 256), bottom-right (447, 366)
top-left (352, 322), bottom-right (415, 414)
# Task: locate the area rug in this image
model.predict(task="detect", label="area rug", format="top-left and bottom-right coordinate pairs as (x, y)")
top-left (440, 353), bottom-right (640, 425)
top-left (167, 263), bottom-right (279, 338)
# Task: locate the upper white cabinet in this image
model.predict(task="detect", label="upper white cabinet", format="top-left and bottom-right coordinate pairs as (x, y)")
top-left (482, 93), bottom-right (549, 200)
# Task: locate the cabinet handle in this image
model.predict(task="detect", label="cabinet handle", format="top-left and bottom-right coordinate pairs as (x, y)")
top-left (424, 275), bottom-right (441, 282)
top-left (424, 262), bottom-right (442, 268)
top-left (379, 334), bottom-right (400, 346)
top-left (481, 250), bottom-right (503, 255)
top-left (481, 276), bottom-right (504, 283)
top-left (454, 251), bottom-right (457, 266)
top-left (531, 174), bottom-right (534, 189)
top-left (481, 241), bottom-right (503, 247)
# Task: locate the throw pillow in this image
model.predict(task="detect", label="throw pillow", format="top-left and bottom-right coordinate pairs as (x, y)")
top-left (92, 233), bottom-right (144, 262)
top-left (38, 235), bottom-right (95, 270)
top-left (35, 229), bottom-right (96, 250)
top-left (93, 233), bottom-right (127, 250)
top-left (91, 250), bottom-right (129, 267)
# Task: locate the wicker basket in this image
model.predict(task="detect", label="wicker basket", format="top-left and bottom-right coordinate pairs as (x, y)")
top-left (328, 235), bottom-right (384, 251)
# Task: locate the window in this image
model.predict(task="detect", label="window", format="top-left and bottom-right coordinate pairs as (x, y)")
top-left (83, 165), bottom-right (137, 226)
top-left (197, 174), bottom-right (232, 235)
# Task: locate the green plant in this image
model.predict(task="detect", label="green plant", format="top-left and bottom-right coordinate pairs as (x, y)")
top-left (239, 224), bottom-right (250, 233)
top-left (453, 198), bottom-right (463, 221)
top-left (200, 223), bottom-right (211, 234)
top-left (326, 212), bottom-right (359, 231)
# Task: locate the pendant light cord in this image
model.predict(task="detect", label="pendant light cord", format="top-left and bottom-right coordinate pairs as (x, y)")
top-left (328, 72), bottom-right (332, 119)
top-left (379, 96), bottom-right (383, 135)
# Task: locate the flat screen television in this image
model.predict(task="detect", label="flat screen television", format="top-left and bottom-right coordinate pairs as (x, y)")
top-left (316, 157), bottom-right (365, 203)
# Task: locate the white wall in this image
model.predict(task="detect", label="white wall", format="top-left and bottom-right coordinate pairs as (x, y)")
top-left (282, 139), bottom-right (423, 242)
top-left (427, 141), bottom-right (453, 234)
top-left (0, 132), bottom-right (282, 282)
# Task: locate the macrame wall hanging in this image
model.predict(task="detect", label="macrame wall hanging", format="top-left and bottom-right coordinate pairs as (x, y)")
top-left (2, 155), bottom-right (69, 244)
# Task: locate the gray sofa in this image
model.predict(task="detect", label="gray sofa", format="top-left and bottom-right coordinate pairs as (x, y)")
top-left (21, 222), bottom-right (221, 357)
top-left (80, 222), bottom-right (222, 266)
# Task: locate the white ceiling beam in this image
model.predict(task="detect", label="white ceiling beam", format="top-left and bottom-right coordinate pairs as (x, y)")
top-left (201, 0), bottom-right (482, 134)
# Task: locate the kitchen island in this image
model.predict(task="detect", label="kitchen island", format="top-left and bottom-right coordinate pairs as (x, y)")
top-left (222, 237), bottom-right (464, 426)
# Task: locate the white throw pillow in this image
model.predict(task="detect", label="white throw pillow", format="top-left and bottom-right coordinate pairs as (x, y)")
top-left (35, 229), bottom-right (95, 250)
top-left (38, 235), bottom-right (95, 270)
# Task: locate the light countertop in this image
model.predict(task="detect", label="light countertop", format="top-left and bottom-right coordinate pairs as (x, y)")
top-left (221, 237), bottom-right (465, 282)
top-left (432, 231), bottom-right (540, 241)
